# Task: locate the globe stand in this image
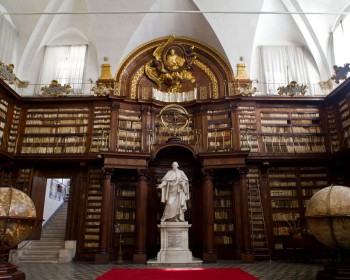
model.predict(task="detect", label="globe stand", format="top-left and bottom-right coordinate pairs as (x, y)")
top-left (0, 249), bottom-right (25, 280)
top-left (317, 264), bottom-right (350, 280)
top-left (0, 263), bottom-right (26, 280)
top-left (316, 249), bottom-right (350, 280)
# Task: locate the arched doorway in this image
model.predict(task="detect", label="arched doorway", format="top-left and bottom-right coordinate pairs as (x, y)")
top-left (147, 145), bottom-right (202, 259)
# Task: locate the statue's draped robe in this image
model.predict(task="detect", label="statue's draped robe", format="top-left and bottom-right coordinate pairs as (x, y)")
top-left (160, 169), bottom-right (189, 221)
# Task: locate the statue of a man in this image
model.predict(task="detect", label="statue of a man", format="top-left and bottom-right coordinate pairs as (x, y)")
top-left (157, 162), bottom-right (190, 222)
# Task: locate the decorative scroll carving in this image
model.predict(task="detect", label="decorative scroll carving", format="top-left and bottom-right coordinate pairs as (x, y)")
top-left (144, 35), bottom-right (196, 93)
top-left (41, 80), bottom-right (71, 97)
top-left (102, 167), bottom-right (114, 178)
top-left (0, 62), bottom-right (16, 83)
top-left (277, 81), bottom-right (307, 96)
top-left (91, 83), bottom-right (112, 96)
top-left (0, 62), bottom-right (28, 88)
top-left (193, 60), bottom-right (218, 98)
top-left (239, 85), bottom-right (257, 96)
top-left (131, 66), bottom-right (145, 99)
top-left (331, 63), bottom-right (350, 84)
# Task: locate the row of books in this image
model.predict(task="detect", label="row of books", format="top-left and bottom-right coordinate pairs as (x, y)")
top-left (116, 189), bottom-right (135, 197)
top-left (214, 210), bottom-right (233, 219)
top-left (214, 235), bottom-right (232, 245)
top-left (21, 146), bottom-right (86, 154)
top-left (214, 223), bottom-right (234, 232)
top-left (26, 112), bottom-right (89, 119)
top-left (214, 199), bottom-right (232, 207)
top-left (261, 126), bottom-right (321, 133)
top-left (271, 199), bottom-right (299, 208)
top-left (272, 212), bottom-right (300, 221)
top-left (116, 211), bottom-right (135, 220)
top-left (270, 189), bottom-right (297, 196)
top-left (117, 199), bottom-right (136, 209)
top-left (24, 126), bottom-right (88, 134)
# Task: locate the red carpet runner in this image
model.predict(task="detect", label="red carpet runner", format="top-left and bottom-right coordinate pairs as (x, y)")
top-left (96, 268), bottom-right (259, 280)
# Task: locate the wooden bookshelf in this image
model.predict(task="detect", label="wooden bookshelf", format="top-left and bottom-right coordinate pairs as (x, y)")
top-left (83, 168), bottom-right (102, 250)
top-left (114, 175), bottom-right (136, 258)
top-left (0, 170), bottom-right (14, 188)
top-left (325, 104), bottom-right (340, 153)
top-left (213, 174), bottom-right (234, 257)
top-left (237, 105), bottom-right (259, 152)
top-left (7, 105), bottom-right (21, 154)
top-left (0, 98), bottom-right (8, 145)
top-left (21, 107), bottom-right (89, 154)
top-left (299, 166), bottom-right (329, 209)
top-left (268, 166), bottom-right (299, 250)
top-left (90, 105), bottom-right (111, 153)
top-left (15, 168), bottom-right (32, 195)
top-left (337, 95), bottom-right (350, 149)
top-left (246, 167), bottom-right (269, 255)
top-left (260, 106), bottom-right (326, 154)
top-left (116, 108), bottom-right (142, 152)
top-left (206, 109), bottom-right (232, 152)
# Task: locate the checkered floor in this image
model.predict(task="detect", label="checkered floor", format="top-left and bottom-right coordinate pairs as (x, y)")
top-left (15, 259), bottom-right (325, 280)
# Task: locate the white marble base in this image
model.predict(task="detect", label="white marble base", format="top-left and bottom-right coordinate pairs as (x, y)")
top-left (147, 222), bottom-right (202, 265)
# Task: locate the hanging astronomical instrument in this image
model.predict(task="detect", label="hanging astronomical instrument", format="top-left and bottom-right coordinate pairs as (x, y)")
top-left (159, 104), bottom-right (189, 135)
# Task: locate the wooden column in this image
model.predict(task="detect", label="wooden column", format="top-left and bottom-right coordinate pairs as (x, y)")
top-left (95, 167), bottom-right (114, 264)
top-left (238, 167), bottom-right (255, 262)
top-left (110, 102), bottom-right (120, 151)
top-left (230, 103), bottom-right (240, 151)
top-left (202, 169), bottom-right (217, 262)
top-left (133, 169), bottom-right (148, 263)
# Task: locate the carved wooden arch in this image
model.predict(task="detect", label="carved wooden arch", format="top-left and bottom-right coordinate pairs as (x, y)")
top-left (114, 35), bottom-right (234, 100)
top-left (150, 142), bottom-right (196, 161)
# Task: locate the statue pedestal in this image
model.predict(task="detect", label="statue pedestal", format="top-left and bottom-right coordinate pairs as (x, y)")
top-left (148, 222), bottom-right (202, 265)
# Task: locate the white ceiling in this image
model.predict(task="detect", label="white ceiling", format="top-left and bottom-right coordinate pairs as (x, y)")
top-left (1, 0), bottom-right (349, 89)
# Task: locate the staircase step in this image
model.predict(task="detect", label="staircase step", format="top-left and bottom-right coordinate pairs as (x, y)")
top-left (18, 203), bottom-right (68, 264)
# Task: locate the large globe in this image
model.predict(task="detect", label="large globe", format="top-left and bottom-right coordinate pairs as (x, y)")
top-left (0, 187), bottom-right (37, 249)
top-left (305, 185), bottom-right (350, 250)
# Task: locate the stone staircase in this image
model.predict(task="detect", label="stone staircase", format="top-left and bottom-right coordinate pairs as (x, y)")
top-left (17, 203), bottom-right (68, 263)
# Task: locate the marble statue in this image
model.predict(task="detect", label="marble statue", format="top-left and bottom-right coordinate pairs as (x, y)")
top-left (157, 162), bottom-right (190, 222)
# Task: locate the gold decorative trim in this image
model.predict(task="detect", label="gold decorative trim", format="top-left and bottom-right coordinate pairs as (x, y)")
top-left (131, 66), bottom-right (145, 99)
top-left (115, 36), bottom-right (233, 89)
top-left (41, 80), bottom-right (71, 97)
top-left (277, 81), bottom-right (307, 96)
top-left (193, 60), bottom-right (218, 98)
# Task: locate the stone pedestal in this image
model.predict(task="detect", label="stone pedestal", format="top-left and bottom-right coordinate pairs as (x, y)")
top-left (148, 222), bottom-right (202, 265)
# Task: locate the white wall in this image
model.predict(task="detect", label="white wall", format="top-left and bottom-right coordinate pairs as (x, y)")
top-left (42, 178), bottom-right (69, 225)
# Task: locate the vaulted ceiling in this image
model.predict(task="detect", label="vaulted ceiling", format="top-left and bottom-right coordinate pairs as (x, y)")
top-left (1, 0), bottom-right (349, 88)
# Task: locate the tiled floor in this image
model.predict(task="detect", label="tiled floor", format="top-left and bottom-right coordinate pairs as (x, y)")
top-left (15, 259), bottom-right (326, 280)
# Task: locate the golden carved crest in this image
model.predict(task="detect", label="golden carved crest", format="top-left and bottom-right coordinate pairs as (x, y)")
top-left (144, 35), bottom-right (196, 93)
top-left (41, 80), bottom-right (71, 97)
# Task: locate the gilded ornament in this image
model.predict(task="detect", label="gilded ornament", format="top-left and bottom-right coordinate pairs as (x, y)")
top-left (131, 66), bottom-right (145, 99)
top-left (158, 104), bottom-right (189, 135)
top-left (193, 60), bottom-right (218, 98)
top-left (91, 83), bottom-right (112, 96)
top-left (41, 80), bottom-right (71, 97)
top-left (277, 81), bottom-right (307, 96)
top-left (144, 35), bottom-right (196, 93)
top-left (331, 63), bottom-right (350, 84)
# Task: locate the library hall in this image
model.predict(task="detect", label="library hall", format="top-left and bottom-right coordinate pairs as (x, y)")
top-left (1, 1), bottom-right (350, 280)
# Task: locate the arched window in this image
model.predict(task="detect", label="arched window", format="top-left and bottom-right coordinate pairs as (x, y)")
top-left (38, 45), bottom-right (87, 94)
top-left (259, 46), bottom-right (314, 95)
